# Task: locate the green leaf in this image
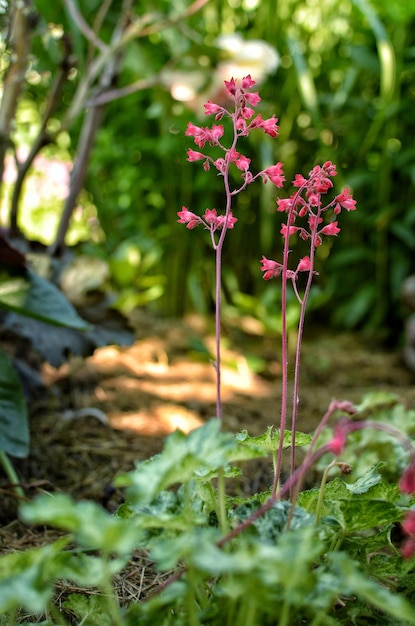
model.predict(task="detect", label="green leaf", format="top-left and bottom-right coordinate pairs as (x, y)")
top-left (231, 500), bottom-right (315, 543)
top-left (59, 552), bottom-right (128, 587)
top-left (235, 426), bottom-right (312, 453)
top-left (0, 269), bottom-right (89, 329)
top-left (115, 420), bottom-right (239, 505)
top-left (328, 551), bottom-right (415, 624)
top-left (0, 537), bottom-right (70, 613)
top-left (344, 462), bottom-right (385, 494)
top-left (0, 346), bottom-right (29, 457)
top-left (340, 498), bottom-right (402, 533)
top-left (63, 593), bottom-right (114, 625)
top-left (20, 493), bottom-right (141, 554)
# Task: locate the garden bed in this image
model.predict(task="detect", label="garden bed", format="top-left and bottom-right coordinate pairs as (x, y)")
top-left (1, 313), bottom-right (414, 615)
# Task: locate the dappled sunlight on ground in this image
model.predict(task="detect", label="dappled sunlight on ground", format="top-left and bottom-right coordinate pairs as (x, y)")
top-left (2, 314), bottom-right (415, 526)
top-left (77, 332), bottom-right (275, 437)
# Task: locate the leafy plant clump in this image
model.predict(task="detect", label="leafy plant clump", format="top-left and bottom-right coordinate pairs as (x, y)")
top-left (1, 76), bottom-right (415, 626)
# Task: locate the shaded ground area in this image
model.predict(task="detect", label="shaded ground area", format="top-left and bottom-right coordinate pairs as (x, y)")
top-left (1, 312), bottom-right (415, 609)
top-left (4, 312), bottom-right (415, 510)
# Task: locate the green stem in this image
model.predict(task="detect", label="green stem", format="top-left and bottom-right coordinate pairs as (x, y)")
top-left (315, 460), bottom-right (336, 523)
top-left (185, 566), bottom-right (200, 626)
top-left (278, 599), bottom-right (291, 626)
top-left (217, 468), bottom-right (228, 534)
top-left (0, 451), bottom-right (24, 499)
top-left (309, 610), bottom-right (328, 626)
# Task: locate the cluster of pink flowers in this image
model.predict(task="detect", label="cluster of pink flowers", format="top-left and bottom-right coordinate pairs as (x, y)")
top-left (178, 74), bottom-right (357, 284)
top-left (177, 206), bottom-right (237, 232)
top-left (178, 75), bottom-right (284, 242)
top-left (261, 161), bottom-right (357, 281)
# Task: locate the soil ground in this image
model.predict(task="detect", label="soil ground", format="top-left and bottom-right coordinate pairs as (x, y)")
top-left (1, 312), bottom-right (415, 610)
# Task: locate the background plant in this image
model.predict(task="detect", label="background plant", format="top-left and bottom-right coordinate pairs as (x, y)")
top-left (1, 0), bottom-right (415, 338)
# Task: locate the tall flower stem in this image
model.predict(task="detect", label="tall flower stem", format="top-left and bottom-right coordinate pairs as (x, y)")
top-left (271, 205), bottom-right (292, 497)
top-left (289, 205), bottom-right (321, 479)
top-left (272, 179), bottom-right (314, 497)
top-left (213, 118), bottom-right (238, 423)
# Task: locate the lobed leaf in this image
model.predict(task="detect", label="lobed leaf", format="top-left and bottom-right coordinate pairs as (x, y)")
top-left (0, 346), bottom-right (29, 457)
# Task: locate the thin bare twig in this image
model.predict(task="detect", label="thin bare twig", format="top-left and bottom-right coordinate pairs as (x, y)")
top-left (0, 0), bottom-right (34, 198)
top-left (63, 0), bottom-right (108, 53)
top-left (9, 36), bottom-right (74, 236)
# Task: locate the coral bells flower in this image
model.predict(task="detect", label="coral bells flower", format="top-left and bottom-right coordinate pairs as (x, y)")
top-left (261, 256), bottom-right (283, 280)
top-left (320, 221), bottom-right (341, 236)
top-left (215, 213), bottom-right (238, 229)
top-left (177, 207), bottom-right (200, 229)
top-left (234, 154), bottom-right (251, 171)
top-left (296, 256), bottom-right (312, 272)
top-left (259, 115), bottom-right (279, 137)
top-left (203, 208), bottom-right (237, 230)
top-left (186, 149), bottom-right (205, 162)
top-left (399, 461), bottom-right (415, 495)
top-left (403, 510), bottom-right (415, 535)
top-left (334, 189), bottom-right (357, 214)
top-left (185, 122), bottom-right (224, 148)
top-left (280, 224), bottom-right (299, 238)
top-left (263, 163), bottom-right (285, 187)
top-left (204, 101), bottom-right (224, 118)
top-left (249, 114), bottom-right (279, 137)
top-left (401, 510), bottom-right (415, 559)
top-left (327, 422), bottom-right (348, 456)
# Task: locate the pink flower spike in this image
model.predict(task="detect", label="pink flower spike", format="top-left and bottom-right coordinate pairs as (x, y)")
top-left (177, 206), bottom-right (200, 229)
top-left (400, 461), bottom-right (415, 495)
top-left (321, 221), bottom-right (341, 236)
top-left (297, 256), bottom-right (312, 272)
top-left (187, 149), bottom-right (205, 162)
top-left (260, 256), bottom-right (282, 280)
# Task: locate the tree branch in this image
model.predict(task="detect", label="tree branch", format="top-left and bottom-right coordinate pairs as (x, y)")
top-left (63, 0), bottom-right (108, 53)
top-left (0, 0), bottom-right (36, 200)
top-left (9, 36), bottom-right (75, 237)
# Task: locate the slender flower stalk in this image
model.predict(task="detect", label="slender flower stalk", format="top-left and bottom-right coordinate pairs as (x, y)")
top-left (179, 75), bottom-right (282, 423)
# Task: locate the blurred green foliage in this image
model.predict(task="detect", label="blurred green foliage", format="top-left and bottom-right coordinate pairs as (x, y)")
top-left (2, 0), bottom-right (415, 339)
